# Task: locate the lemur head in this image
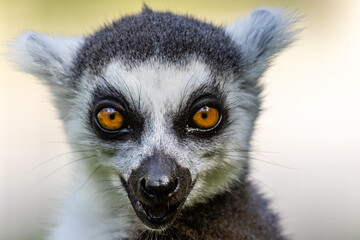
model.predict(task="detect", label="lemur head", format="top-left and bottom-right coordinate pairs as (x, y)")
top-left (11, 7), bottom-right (296, 230)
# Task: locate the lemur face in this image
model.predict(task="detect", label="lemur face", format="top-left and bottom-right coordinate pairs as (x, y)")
top-left (11, 7), bottom-right (296, 230)
top-left (68, 59), bottom-right (256, 229)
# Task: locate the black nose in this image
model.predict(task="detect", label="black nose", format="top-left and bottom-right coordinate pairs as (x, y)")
top-left (128, 150), bottom-right (192, 207)
top-left (140, 176), bottom-right (178, 202)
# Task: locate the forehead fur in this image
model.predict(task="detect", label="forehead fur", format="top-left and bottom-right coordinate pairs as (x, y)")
top-left (97, 59), bottom-right (215, 114)
top-left (72, 7), bottom-right (243, 78)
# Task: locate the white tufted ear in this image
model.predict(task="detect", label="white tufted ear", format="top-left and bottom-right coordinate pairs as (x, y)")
top-left (226, 7), bottom-right (299, 81)
top-left (9, 32), bottom-right (84, 118)
top-left (10, 31), bottom-right (84, 88)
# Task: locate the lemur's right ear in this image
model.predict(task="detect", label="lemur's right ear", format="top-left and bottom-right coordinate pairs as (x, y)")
top-left (9, 31), bottom-right (83, 89)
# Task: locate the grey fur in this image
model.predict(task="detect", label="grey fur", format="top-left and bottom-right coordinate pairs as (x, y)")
top-left (9, 6), bottom-right (298, 240)
top-left (136, 182), bottom-right (285, 240)
top-left (72, 8), bottom-right (243, 79)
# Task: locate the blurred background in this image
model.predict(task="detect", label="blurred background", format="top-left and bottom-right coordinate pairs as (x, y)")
top-left (0, 0), bottom-right (359, 239)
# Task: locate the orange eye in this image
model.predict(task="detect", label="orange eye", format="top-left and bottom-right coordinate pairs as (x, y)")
top-left (192, 106), bottom-right (220, 129)
top-left (97, 108), bottom-right (124, 131)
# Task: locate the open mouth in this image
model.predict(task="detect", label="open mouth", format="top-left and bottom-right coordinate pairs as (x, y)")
top-left (120, 153), bottom-right (193, 230)
top-left (120, 175), bottom-right (187, 230)
top-left (132, 198), bottom-right (183, 229)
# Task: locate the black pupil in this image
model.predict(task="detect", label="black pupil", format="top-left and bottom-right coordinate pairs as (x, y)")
top-left (201, 113), bottom-right (208, 119)
top-left (109, 113), bottom-right (116, 120)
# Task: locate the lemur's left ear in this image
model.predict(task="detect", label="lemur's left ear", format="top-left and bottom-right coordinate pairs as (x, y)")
top-left (225, 7), bottom-right (299, 81)
top-left (10, 31), bottom-right (83, 88)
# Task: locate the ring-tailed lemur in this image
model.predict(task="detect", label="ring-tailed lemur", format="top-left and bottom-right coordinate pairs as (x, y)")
top-left (10, 6), bottom-right (297, 240)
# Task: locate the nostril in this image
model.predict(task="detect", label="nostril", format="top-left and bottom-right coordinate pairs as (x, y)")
top-left (174, 178), bottom-right (179, 192)
top-left (140, 178), bottom-right (146, 189)
top-left (140, 178), bottom-right (154, 198)
top-left (164, 177), bottom-right (178, 196)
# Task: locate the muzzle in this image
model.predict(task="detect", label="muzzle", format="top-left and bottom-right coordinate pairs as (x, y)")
top-left (122, 150), bottom-right (192, 230)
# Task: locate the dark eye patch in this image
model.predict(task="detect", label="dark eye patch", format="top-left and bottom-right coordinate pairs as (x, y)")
top-left (172, 86), bottom-right (228, 139)
top-left (89, 84), bottom-right (144, 141)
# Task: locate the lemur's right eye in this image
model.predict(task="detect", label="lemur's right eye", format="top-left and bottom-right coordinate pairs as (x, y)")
top-left (97, 108), bottom-right (124, 131)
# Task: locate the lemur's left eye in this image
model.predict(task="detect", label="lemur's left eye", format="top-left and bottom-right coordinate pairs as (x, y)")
top-left (97, 108), bottom-right (124, 131)
top-left (192, 106), bottom-right (220, 129)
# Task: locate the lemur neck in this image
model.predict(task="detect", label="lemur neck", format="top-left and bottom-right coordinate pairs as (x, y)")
top-left (136, 181), bottom-right (287, 240)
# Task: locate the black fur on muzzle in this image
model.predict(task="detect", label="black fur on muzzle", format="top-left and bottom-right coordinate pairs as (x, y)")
top-left (120, 150), bottom-right (192, 230)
